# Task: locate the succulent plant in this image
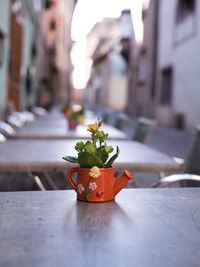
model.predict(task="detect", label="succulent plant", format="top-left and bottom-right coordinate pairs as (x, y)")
top-left (62, 102), bottom-right (85, 121)
top-left (62, 117), bottom-right (119, 168)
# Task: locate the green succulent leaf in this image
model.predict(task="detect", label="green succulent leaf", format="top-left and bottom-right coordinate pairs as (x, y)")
top-left (62, 117), bottom-right (120, 168)
top-left (97, 117), bottom-right (102, 127)
top-left (62, 156), bottom-right (78, 163)
top-left (88, 128), bottom-right (96, 134)
top-left (107, 146), bottom-right (114, 153)
top-left (105, 146), bottom-right (120, 168)
top-left (75, 141), bottom-right (85, 152)
top-left (102, 150), bottom-right (109, 164)
top-left (85, 141), bottom-right (96, 153)
top-left (104, 143), bottom-right (114, 154)
top-left (97, 148), bottom-right (108, 164)
top-left (98, 131), bottom-right (104, 138)
top-left (100, 131), bottom-right (108, 142)
top-left (78, 151), bottom-right (101, 168)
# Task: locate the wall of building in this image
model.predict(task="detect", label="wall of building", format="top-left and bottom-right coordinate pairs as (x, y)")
top-left (127, 0), bottom-right (157, 118)
top-left (39, 0), bottom-right (75, 108)
top-left (156, 0), bottom-right (200, 131)
top-left (88, 58), bottom-right (109, 108)
top-left (107, 50), bottom-right (128, 110)
top-left (85, 13), bottom-right (131, 111)
top-left (0, 0), bottom-right (10, 119)
top-left (21, 1), bottom-right (36, 109)
top-left (136, 0), bottom-right (157, 117)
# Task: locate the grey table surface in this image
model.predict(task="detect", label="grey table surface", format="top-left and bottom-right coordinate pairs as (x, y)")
top-left (0, 140), bottom-right (182, 173)
top-left (13, 116), bottom-right (127, 140)
top-left (0, 188), bottom-right (199, 267)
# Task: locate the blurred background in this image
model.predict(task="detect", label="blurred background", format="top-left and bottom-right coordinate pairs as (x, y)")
top-left (0, 0), bottom-right (199, 133)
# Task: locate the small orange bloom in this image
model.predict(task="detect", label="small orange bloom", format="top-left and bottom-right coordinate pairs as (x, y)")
top-left (87, 123), bottom-right (100, 131)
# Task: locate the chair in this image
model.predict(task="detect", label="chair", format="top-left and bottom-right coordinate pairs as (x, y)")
top-left (150, 174), bottom-right (200, 187)
top-left (32, 106), bottom-right (47, 116)
top-left (7, 111), bottom-right (35, 127)
top-left (0, 133), bottom-right (6, 142)
top-left (12, 111), bottom-right (27, 123)
top-left (7, 115), bottom-right (23, 127)
top-left (114, 113), bottom-right (130, 131)
top-left (132, 117), bottom-right (157, 144)
top-left (150, 125), bottom-right (200, 187)
top-left (184, 125), bottom-right (200, 175)
top-left (0, 121), bottom-right (15, 137)
top-left (102, 109), bottom-right (112, 124)
top-left (21, 111), bottom-right (35, 121)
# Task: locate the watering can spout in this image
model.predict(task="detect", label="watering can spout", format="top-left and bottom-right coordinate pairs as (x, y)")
top-left (113, 170), bottom-right (133, 196)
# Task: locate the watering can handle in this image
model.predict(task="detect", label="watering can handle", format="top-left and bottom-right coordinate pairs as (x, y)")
top-left (67, 168), bottom-right (78, 192)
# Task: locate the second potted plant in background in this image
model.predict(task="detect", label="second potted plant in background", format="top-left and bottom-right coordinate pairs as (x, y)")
top-left (62, 102), bottom-right (85, 130)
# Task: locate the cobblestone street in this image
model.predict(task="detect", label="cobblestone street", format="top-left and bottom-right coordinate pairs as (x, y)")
top-left (132, 125), bottom-right (193, 188)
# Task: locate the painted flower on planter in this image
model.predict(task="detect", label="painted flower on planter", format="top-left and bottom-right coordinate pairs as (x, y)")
top-left (96, 191), bottom-right (104, 198)
top-left (77, 167), bottom-right (100, 201)
top-left (89, 166), bottom-right (101, 178)
top-left (77, 184), bottom-right (84, 194)
top-left (89, 182), bottom-right (97, 191)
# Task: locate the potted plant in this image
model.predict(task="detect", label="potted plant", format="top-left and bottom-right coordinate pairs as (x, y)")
top-left (62, 103), bottom-right (85, 130)
top-left (62, 101), bottom-right (72, 116)
top-left (63, 117), bottom-right (133, 202)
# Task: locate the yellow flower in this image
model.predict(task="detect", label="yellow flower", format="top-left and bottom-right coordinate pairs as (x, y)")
top-left (87, 123), bottom-right (100, 131)
top-left (89, 166), bottom-right (101, 178)
top-left (79, 115), bottom-right (85, 123)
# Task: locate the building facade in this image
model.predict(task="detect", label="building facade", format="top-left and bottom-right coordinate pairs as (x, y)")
top-left (127, 0), bottom-right (158, 118)
top-left (155, 0), bottom-right (200, 131)
top-left (85, 11), bottom-right (133, 111)
top-left (0, 0), bottom-right (75, 119)
top-left (128, 0), bottom-right (200, 132)
top-left (0, 0), bottom-right (39, 118)
top-left (38, 0), bottom-right (75, 109)
top-left (0, 0), bottom-right (10, 119)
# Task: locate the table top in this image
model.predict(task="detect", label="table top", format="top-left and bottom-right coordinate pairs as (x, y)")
top-left (13, 116), bottom-right (127, 140)
top-left (0, 188), bottom-right (199, 267)
top-left (0, 139), bottom-right (181, 172)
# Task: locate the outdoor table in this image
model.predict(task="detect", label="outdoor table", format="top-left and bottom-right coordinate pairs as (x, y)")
top-left (35, 110), bottom-right (96, 121)
top-left (13, 119), bottom-right (127, 140)
top-left (0, 188), bottom-right (199, 267)
top-left (0, 140), bottom-right (182, 173)
top-left (35, 113), bottom-right (66, 121)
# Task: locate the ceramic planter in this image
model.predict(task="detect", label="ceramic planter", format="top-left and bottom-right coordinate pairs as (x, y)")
top-left (68, 119), bottom-right (79, 130)
top-left (67, 166), bottom-right (133, 202)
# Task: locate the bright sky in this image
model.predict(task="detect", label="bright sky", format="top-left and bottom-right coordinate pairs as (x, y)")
top-left (71, 0), bottom-right (140, 41)
top-left (71, 0), bottom-right (149, 89)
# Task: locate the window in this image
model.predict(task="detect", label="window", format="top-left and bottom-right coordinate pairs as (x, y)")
top-left (45, 0), bottom-right (53, 9)
top-left (176, 0), bottom-right (195, 23)
top-left (0, 29), bottom-right (5, 66)
top-left (138, 53), bottom-right (147, 84)
top-left (160, 67), bottom-right (173, 105)
top-left (49, 20), bottom-right (56, 31)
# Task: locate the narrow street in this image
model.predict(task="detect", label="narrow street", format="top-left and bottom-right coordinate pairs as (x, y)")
top-left (133, 125), bottom-right (192, 188)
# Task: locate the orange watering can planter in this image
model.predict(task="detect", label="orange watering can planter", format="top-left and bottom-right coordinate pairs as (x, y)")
top-left (67, 167), bottom-right (133, 202)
